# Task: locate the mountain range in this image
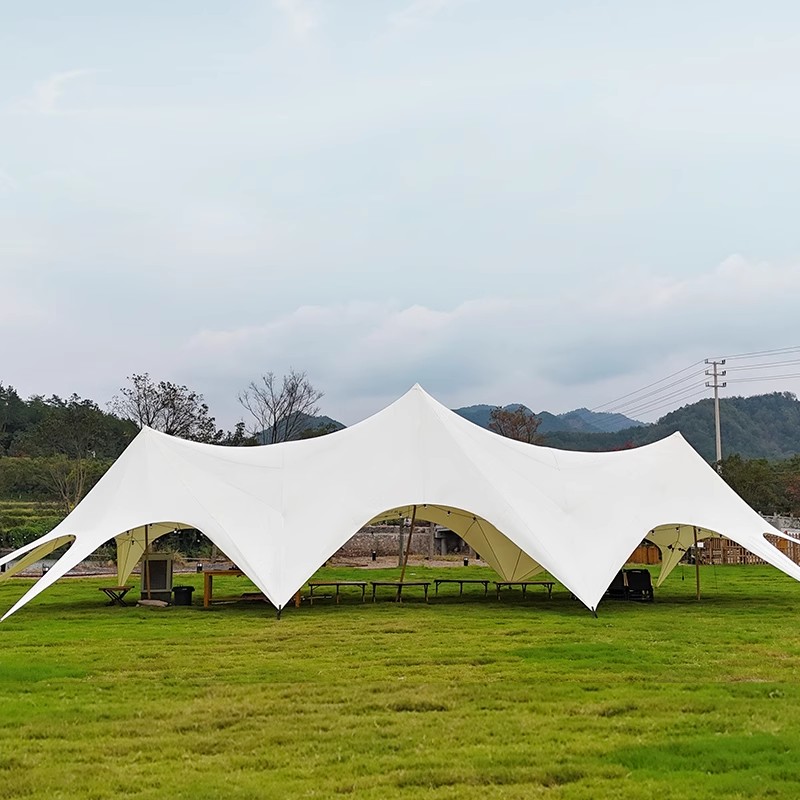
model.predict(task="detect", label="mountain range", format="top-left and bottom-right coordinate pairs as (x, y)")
top-left (453, 404), bottom-right (644, 435)
top-left (304, 391), bottom-right (800, 463)
top-left (455, 392), bottom-right (800, 462)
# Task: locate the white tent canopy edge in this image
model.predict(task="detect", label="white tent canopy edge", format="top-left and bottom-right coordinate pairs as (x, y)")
top-left (1, 384), bottom-right (798, 619)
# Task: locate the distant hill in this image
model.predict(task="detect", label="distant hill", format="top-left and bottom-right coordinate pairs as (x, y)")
top-left (256, 413), bottom-right (345, 444)
top-left (276, 392), bottom-right (800, 461)
top-left (541, 392), bottom-right (800, 461)
top-left (453, 404), bottom-right (643, 435)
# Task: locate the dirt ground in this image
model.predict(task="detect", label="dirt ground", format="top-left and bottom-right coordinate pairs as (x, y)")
top-left (12, 553), bottom-right (479, 579)
top-left (328, 554), bottom-right (481, 570)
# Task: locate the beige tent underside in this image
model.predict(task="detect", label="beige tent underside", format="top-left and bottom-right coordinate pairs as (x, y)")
top-left (369, 504), bottom-right (544, 582)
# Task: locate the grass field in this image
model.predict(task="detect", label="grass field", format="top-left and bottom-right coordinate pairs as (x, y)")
top-left (1, 563), bottom-right (800, 799)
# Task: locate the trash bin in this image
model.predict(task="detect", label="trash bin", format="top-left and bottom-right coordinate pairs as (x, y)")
top-left (172, 585), bottom-right (195, 606)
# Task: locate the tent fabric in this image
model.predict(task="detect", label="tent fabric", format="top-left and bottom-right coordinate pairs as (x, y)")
top-left (370, 505), bottom-right (545, 582)
top-left (1, 384), bottom-right (798, 619)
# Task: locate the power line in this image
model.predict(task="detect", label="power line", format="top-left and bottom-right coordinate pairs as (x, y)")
top-left (727, 372), bottom-right (800, 384)
top-left (600, 371), bottom-right (707, 416)
top-left (620, 385), bottom-right (709, 418)
top-left (592, 345), bottom-right (800, 423)
top-left (709, 345), bottom-right (800, 362)
top-left (613, 380), bottom-right (708, 416)
top-left (726, 358), bottom-right (800, 372)
top-left (590, 361), bottom-right (705, 412)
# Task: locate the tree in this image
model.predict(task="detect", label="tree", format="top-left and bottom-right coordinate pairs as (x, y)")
top-left (219, 421), bottom-right (258, 447)
top-left (0, 382), bottom-right (41, 455)
top-left (111, 374), bottom-right (222, 443)
top-left (489, 405), bottom-right (544, 444)
top-left (785, 475), bottom-right (800, 515)
top-left (298, 421), bottom-right (339, 439)
top-left (238, 370), bottom-right (323, 444)
top-left (719, 454), bottom-right (783, 513)
top-left (12, 394), bottom-right (133, 512)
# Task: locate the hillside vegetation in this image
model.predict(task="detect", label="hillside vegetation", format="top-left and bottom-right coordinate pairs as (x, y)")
top-left (0, 499), bottom-right (63, 550)
top-left (541, 392), bottom-right (800, 461)
top-left (455, 404), bottom-right (643, 434)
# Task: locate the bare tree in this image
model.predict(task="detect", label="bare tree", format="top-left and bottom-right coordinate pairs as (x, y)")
top-left (238, 370), bottom-right (323, 443)
top-left (111, 374), bottom-right (222, 443)
top-left (43, 456), bottom-right (108, 515)
top-left (489, 405), bottom-right (544, 444)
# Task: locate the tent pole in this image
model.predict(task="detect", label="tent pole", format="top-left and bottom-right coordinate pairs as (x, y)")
top-left (693, 526), bottom-right (700, 601)
top-left (397, 505), bottom-right (417, 600)
top-left (144, 524), bottom-right (151, 600)
top-left (397, 517), bottom-right (405, 567)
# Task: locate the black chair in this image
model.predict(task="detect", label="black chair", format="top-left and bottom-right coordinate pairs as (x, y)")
top-left (624, 568), bottom-right (653, 601)
top-left (605, 570), bottom-right (628, 600)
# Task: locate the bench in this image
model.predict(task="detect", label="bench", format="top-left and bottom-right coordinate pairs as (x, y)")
top-left (307, 581), bottom-right (368, 605)
top-left (494, 581), bottom-right (555, 600)
top-left (371, 581), bottom-right (430, 603)
top-left (434, 578), bottom-right (491, 597)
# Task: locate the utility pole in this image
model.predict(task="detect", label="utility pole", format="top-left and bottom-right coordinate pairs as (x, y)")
top-left (705, 359), bottom-right (727, 471)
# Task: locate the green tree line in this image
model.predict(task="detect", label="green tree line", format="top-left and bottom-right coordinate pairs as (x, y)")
top-left (543, 392), bottom-right (800, 460)
top-left (0, 371), bottom-right (332, 519)
top-left (2, 379), bottom-right (800, 553)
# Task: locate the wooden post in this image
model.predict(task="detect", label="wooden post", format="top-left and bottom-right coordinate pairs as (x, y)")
top-left (693, 526), bottom-right (701, 601)
top-left (428, 521), bottom-right (435, 561)
top-left (397, 506), bottom-right (417, 600)
top-left (144, 524), bottom-right (151, 600)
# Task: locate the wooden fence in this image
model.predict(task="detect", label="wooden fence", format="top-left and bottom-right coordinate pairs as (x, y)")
top-left (627, 530), bottom-right (800, 566)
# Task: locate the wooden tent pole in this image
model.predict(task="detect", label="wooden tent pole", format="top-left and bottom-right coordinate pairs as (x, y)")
top-left (397, 516), bottom-right (405, 568)
top-left (693, 526), bottom-right (701, 601)
top-left (144, 524), bottom-right (151, 600)
top-left (397, 505), bottom-right (417, 600)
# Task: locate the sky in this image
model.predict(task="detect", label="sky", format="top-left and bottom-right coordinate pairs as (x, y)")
top-left (2, 0), bottom-right (800, 429)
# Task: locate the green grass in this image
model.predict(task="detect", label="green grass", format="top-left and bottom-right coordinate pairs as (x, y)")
top-left (1, 564), bottom-right (800, 799)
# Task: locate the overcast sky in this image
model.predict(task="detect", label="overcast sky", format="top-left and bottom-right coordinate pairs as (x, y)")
top-left (2, 0), bottom-right (800, 428)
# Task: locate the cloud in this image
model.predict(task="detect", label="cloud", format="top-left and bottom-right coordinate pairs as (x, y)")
top-left (16, 69), bottom-right (93, 115)
top-left (3, 238), bottom-right (798, 427)
top-left (0, 168), bottom-right (16, 194)
top-left (390, 0), bottom-right (469, 27)
top-left (0, 287), bottom-right (47, 328)
top-left (178, 255), bottom-right (800, 425)
top-left (273, 0), bottom-right (318, 40)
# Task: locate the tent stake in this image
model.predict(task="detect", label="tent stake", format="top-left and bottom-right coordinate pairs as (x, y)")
top-left (693, 526), bottom-right (701, 601)
top-left (276, 605), bottom-right (282, 620)
top-left (397, 505), bottom-right (417, 601)
top-left (591, 607), bottom-right (598, 619)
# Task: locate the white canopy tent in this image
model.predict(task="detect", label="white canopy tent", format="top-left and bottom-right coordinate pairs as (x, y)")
top-left (1, 384), bottom-right (799, 619)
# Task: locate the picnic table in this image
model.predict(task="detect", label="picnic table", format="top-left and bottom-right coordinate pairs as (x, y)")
top-left (307, 581), bottom-right (368, 605)
top-left (371, 581), bottom-right (431, 603)
top-left (99, 586), bottom-right (133, 606)
top-left (434, 578), bottom-right (491, 596)
top-left (494, 580), bottom-right (555, 600)
top-left (202, 569), bottom-right (244, 608)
